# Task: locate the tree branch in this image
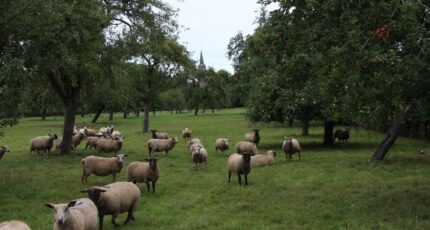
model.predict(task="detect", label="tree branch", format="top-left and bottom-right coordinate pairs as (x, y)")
top-left (47, 70), bottom-right (67, 104)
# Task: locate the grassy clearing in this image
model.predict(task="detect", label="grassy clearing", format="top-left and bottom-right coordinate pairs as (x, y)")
top-left (1, 108), bottom-right (430, 229)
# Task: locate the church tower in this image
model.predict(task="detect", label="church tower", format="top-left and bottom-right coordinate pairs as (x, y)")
top-left (197, 51), bottom-right (207, 89)
top-left (198, 51), bottom-right (206, 71)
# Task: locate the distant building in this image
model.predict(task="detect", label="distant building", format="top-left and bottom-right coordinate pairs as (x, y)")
top-left (197, 51), bottom-right (207, 89)
top-left (198, 51), bottom-right (206, 71)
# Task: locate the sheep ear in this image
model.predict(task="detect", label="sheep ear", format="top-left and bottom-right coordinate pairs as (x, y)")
top-left (45, 203), bottom-right (55, 209)
top-left (144, 158), bottom-right (150, 161)
top-left (67, 200), bottom-right (78, 208)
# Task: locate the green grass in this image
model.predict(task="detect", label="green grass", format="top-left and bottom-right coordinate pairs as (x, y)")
top-left (1, 108), bottom-right (430, 229)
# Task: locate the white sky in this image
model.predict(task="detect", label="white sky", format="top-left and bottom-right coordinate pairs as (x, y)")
top-left (170, 0), bottom-right (272, 74)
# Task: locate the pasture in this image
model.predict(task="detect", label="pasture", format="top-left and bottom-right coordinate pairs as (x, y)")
top-left (1, 108), bottom-right (430, 229)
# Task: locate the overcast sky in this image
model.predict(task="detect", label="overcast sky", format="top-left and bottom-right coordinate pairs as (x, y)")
top-left (170, 0), bottom-right (270, 74)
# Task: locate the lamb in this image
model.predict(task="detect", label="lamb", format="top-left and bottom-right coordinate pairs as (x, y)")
top-left (148, 137), bottom-right (178, 156)
top-left (250, 150), bottom-right (276, 168)
top-left (45, 198), bottom-right (98, 230)
top-left (227, 152), bottom-right (254, 186)
top-left (29, 134), bottom-right (58, 154)
top-left (235, 141), bottom-right (258, 154)
top-left (281, 136), bottom-right (301, 161)
top-left (150, 129), bottom-right (169, 139)
top-left (126, 158), bottom-right (159, 193)
top-left (192, 146), bottom-right (208, 171)
top-left (81, 182), bottom-right (140, 230)
top-left (110, 131), bottom-right (122, 140)
top-left (215, 138), bottom-right (229, 154)
top-left (244, 129), bottom-right (260, 146)
top-left (0, 145), bottom-right (10, 160)
top-left (334, 128), bottom-right (350, 143)
top-left (95, 137), bottom-right (123, 153)
top-left (72, 132), bottom-right (86, 148)
top-left (0, 220), bottom-right (31, 230)
top-left (181, 128), bottom-right (192, 141)
top-left (81, 154), bottom-right (128, 183)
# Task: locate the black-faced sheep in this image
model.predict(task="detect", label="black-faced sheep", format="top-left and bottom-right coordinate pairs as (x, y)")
top-left (150, 129), bottom-right (169, 139)
top-left (227, 152), bottom-right (254, 186)
top-left (0, 220), bottom-right (31, 230)
top-left (45, 198), bottom-right (98, 230)
top-left (215, 138), bottom-right (229, 154)
top-left (192, 146), bottom-right (208, 171)
top-left (148, 137), bottom-right (178, 156)
top-left (126, 158), bottom-right (159, 193)
top-left (0, 145), bottom-right (10, 160)
top-left (81, 154), bottom-right (128, 183)
top-left (244, 129), bottom-right (260, 146)
top-left (281, 136), bottom-right (301, 161)
top-left (235, 141), bottom-right (258, 154)
top-left (29, 134), bottom-right (58, 154)
top-left (81, 182), bottom-right (140, 230)
top-left (250, 150), bottom-right (276, 168)
top-left (182, 128), bottom-right (192, 142)
top-left (334, 128), bottom-right (350, 143)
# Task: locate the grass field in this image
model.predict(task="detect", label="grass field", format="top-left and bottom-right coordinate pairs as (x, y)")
top-left (1, 108), bottom-right (430, 229)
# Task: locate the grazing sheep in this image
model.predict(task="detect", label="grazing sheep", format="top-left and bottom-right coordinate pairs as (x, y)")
top-left (251, 150), bottom-right (276, 168)
top-left (244, 129), bottom-right (260, 146)
top-left (81, 182), bottom-right (140, 230)
top-left (235, 141), bottom-right (258, 154)
top-left (334, 129), bottom-right (350, 143)
top-left (0, 220), bottom-right (31, 230)
top-left (29, 134), bottom-right (58, 154)
top-left (215, 138), bottom-right (229, 154)
top-left (192, 146), bottom-right (208, 171)
top-left (85, 136), bottom-right (106, 150)
top-left (99, 125), bottom-right (114, 137)
top-left (150, 129), bottom-right (169, 139)
top-left (182, 128), bottom-right (192, 142)
top-left (0, 145), bottom-right (10, 160)
top-left (45, 198), bottom-right (98, 230)
top-left (148, 137), bottom-right (178, 156)
top-left (84, 127), bottom-right (98, 137)
top-left (281, 136), bottom-right (301, 161)
top-left (81, 154), bottom-right (128, 183)
top-left (227, 152), bottom-right (254, 186)
top-left (55, 138), bottom-right (76, 153)
top-left (95, 137), bottom-right (123, 153)
top-left (126, 158), bottom-right (159, 193)
top-left (110, 131), bottom-right (122, 140)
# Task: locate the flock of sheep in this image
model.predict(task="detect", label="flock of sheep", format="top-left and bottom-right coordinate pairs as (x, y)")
top-left (0, 123), bottom-right (351, 230)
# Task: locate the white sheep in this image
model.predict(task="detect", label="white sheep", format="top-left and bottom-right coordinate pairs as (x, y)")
top-left (0, 220), bottom-right (31, 230)
top-left (147, 137), bottom-right (178, 156)
top-left (55, 138), bottom-right (75, 153)
top-left (192, 146), bottom-right (208, 171)
top-left (215, 138), bottom-right (229, 154)
top-left (110, 131), bottom-right (122, 140)
top-left (150, 129), bottom-right (169, 139)
top-left (84, 127), bottom-right (98, 137)
top-left (244, 129), bottom-right (260, 146)
top-left (29, 134), bottom-right (58, 154)
top-left (81, 182), bottom-right (140, 230)
top-left (126, 158), bottom-right (159, 193)
top-left (81, 154), bottom-right (128, 183)
top-left (227, 152), bottom-right (254, 186)
top-left (189, 142), bottom-right (204, 154)
top-left (95, 137), bottom-right (123, 153)
top-left (250, 150), bottom-right (276, 168)
top-left (45, 198), bottom-right (98, 230)
top-left (0, 145), bottom-right (10, 160)
top-left (235, 141), bottom-right (258, 154)
top-left (99, 125), bottom-right (114, 136)
top-left (281, 136), bottom-right (301, 161)
top-left (181, 128), bottom-right (192, 141)
top-left (85, 136), bottom-right (106, 150)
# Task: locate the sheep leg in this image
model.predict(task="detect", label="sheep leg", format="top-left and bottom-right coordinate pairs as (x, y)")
top-left (228, 171), bottom-right (232, 183)
top-left (165, 150), bottom-right (168, 156)
top-left (238, 174), bottom-right (242, 186)
top-left (98, 214), bottom-right (104, 230)
top-left (298, 151), bottom-right (301, 160)
top-left (146, 182), bottom-right (150, 193)
top-left (111, 213), bottom-right (120, 227)
top-left (245, 174), bottom-right (248, 185)
top-left (112, 173), bottom-right (116, 182)
top-left (124, 209), bottom-right (135, 224)
top-left (85, 143), bottom-right (89, 150)
top-left (152, 181), bottom-right (156, 193)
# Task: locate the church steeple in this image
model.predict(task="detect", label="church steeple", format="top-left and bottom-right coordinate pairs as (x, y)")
top-left (198, 51), bottom-right (206, 71)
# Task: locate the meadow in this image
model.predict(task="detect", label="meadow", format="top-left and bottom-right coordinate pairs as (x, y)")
top-left (1, 108), bottom-right (430, 229)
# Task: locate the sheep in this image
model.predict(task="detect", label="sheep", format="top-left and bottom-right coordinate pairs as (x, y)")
top-left (181, 128), bottom-right (192, 142)
top-left (95, 137), bottom-right (123, 153)
top-left (73, 126), bottom-right (78, 135)
top-left (0, 220), bottom-right (31, 230)
top-left (0, 145), bottom-right (10, 160)
top-left (215, 138), bottom-right (229, 154)
top-left (244, 129), bottom-right (260, 146)
top-left (99, 125), bottom-right (114, 137)
top-left (250, 150), bottom-right (276, 168)
top-left (281, 136), bottom-right (301, 161)
top-left (192, 146), bottom-right (208, 171)
top-left (189, 142), bottom-right (204, 154)
top-left (235, 141), bottom-right (258, 154)
top-left (85, 136), bottom-right (103, 150)
top-left (29, 134), bottom-right (58, 154)
top-left (148, 137), bottom-right (178, 156)
top-left (45, 198), bottom-right (98, 230)
top-left (188, 138), bottom-right (201, 145)
top-left (72, 132), bottom-right (86, 148)
top-left (83, 127), bottom-right (98, 137)
top-left (334, 128), bottom-right (350, 143)
top-left (126, 158), bottom-right (159, 193)
top-left (81, 182), bottom-right (140, 230)
top-left (150, 129), bottom-right (169, 139)
top-left (55, 138), bottom-right (76, 153)
top-left (110, 131), bottom-right (122, 140)
top-left (81, 154), bottom-right (128, 183)
top-left (227, 152), bottom-right (254, 186)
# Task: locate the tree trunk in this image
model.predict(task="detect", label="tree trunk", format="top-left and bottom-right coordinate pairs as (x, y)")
top-left (194, 104), bottom-right (199, 116)
top-left (135, 110), bottom-right (140, 117)
top-left (123, 111), bottom-right (127, 119)
top-left (109, 110), bottom-right (114, 121)
top-left (143, 102), bottom-right (150, 133)
top-left (92, 104), bottom-right (105, 123)
top-left (323, 120), bottom-right (334, 145)
top-left (41, 105), bottom-right (47, 120)
top-left (372, 102), bottom-right (415, 160)
top-left (288, 119), bottom-right (294, 127)
top-left (61, 101), bottom-right (77, 155)
top-left (202, 105), bottom-right (206, 114)
top-left (301, 119), bottom-right (309, 136)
